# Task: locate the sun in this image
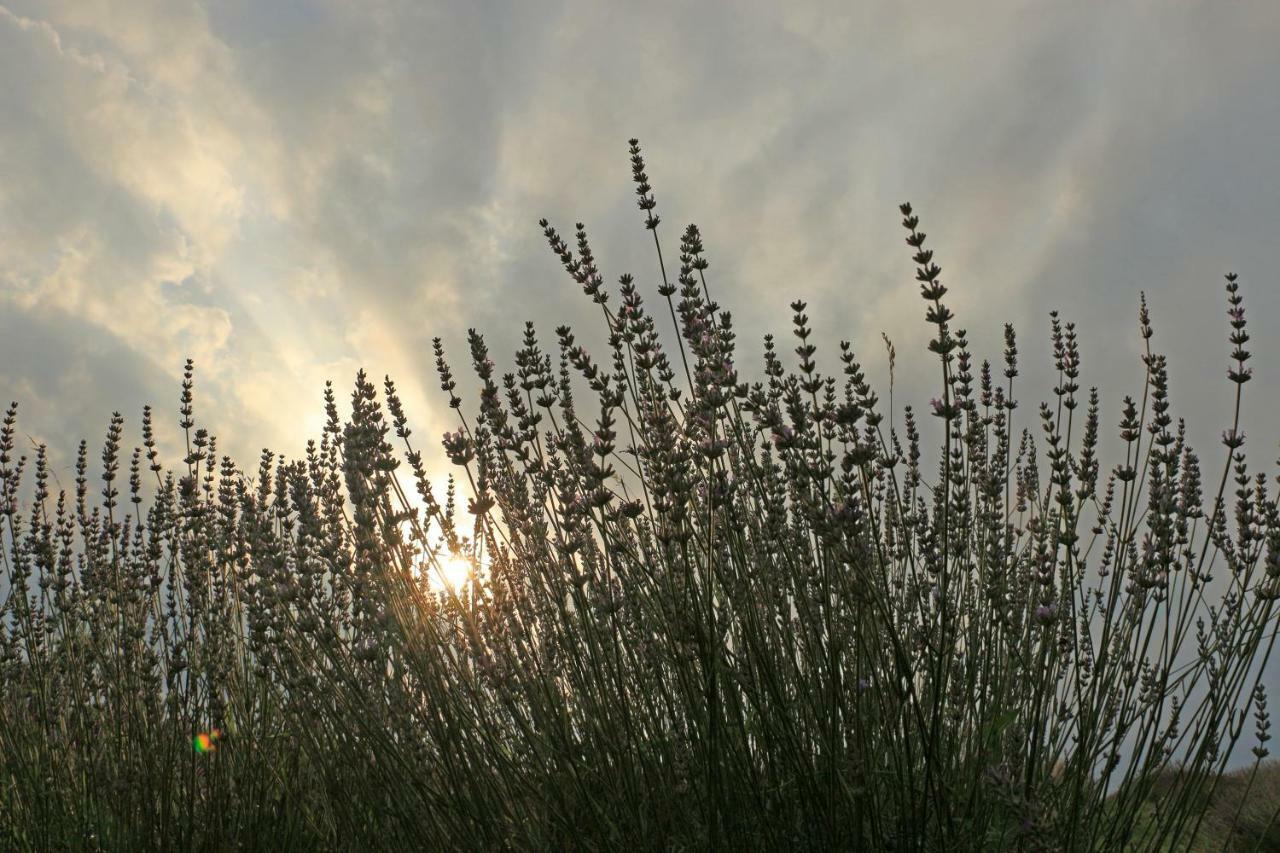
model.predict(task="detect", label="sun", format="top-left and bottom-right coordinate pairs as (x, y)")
top-left (429, 554), bottom-right (473, 593)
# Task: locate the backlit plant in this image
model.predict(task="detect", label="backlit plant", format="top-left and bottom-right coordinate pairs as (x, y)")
top-left (2, 140), bottom-right (1278, 851)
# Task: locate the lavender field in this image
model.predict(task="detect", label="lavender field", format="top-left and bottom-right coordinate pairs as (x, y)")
top-left (4, 4), bottom-right (1280, 850)
top-left (1, 140), bottom-right (1278, 849)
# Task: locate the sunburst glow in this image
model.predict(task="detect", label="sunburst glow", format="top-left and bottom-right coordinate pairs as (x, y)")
top-left (429, 554), bottom-right (474, 593)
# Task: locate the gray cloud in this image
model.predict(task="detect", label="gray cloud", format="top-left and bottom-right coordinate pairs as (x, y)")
top-left (2, 0), bottom-right (1278, 483)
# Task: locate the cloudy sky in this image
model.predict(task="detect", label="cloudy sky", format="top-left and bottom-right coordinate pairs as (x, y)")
top-left (2, 0), bottom-right (1279, 488)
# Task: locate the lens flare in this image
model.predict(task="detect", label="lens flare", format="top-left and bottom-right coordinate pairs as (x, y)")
top-left (193, 729), bottom-right (223, 754)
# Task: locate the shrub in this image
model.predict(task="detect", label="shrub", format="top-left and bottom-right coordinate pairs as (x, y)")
top-left (1, 140), bottom-right (1278, 850)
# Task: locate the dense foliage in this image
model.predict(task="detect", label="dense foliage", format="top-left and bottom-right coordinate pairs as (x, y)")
top-left (2, 141), bottom-right (1278, 850)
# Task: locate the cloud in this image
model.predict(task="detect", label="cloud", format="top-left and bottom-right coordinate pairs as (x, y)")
top-left (1, 0), bottom-right (1277, 461)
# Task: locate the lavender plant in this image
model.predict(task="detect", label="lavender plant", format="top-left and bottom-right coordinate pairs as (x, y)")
top-left (2, 140), bottom-right (1278, 851)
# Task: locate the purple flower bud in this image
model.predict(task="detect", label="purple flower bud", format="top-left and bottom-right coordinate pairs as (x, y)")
top-left (1034, 603), bottom-right (1057, 624)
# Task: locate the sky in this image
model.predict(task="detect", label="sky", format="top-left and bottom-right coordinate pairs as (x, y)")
top-left (3, 0), bottom-right (1280, 476)
top-left (1, 0), bottom-right (1279, 771)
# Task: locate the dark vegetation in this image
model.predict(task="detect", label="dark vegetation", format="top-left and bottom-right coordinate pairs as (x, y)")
top-left (1, 141), bottom-right (1278, 850)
